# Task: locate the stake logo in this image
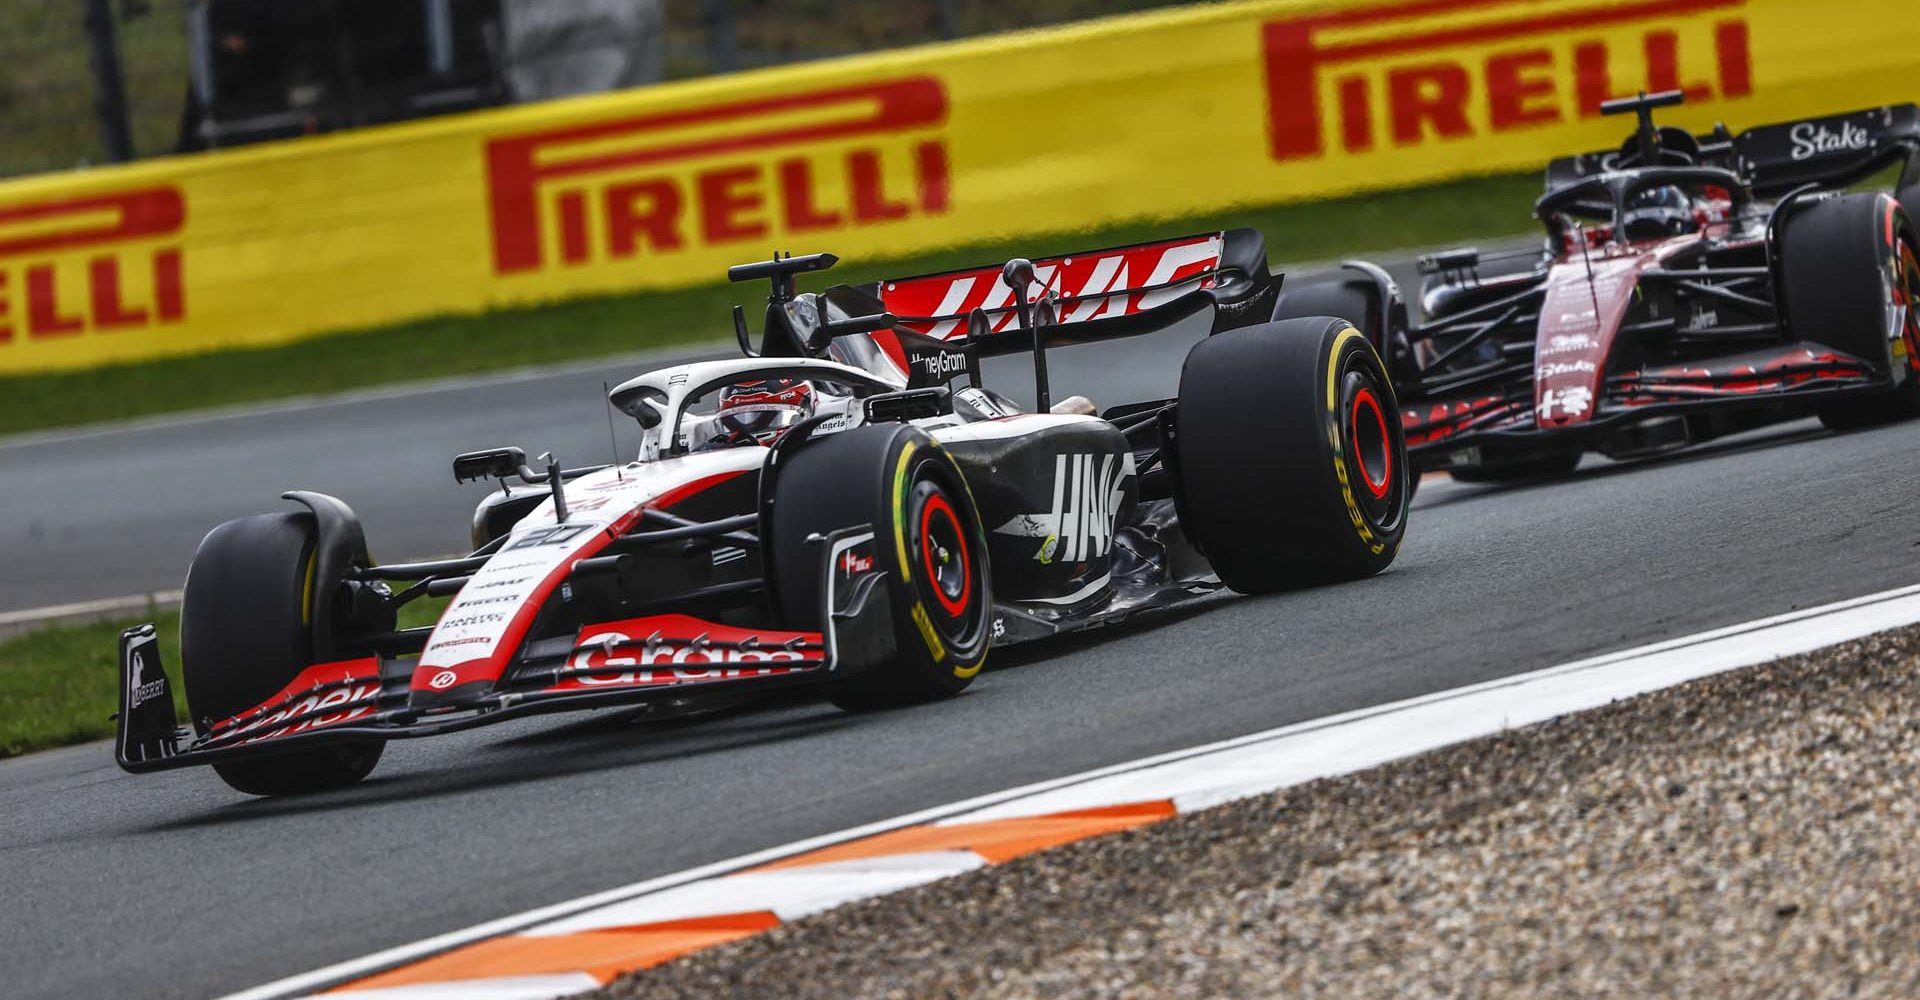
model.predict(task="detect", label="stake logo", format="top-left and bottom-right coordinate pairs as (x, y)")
top-left (0, 186), bottom-right (186, 345)
top-left (487, 77), bottom-right (951, 276)
top-left (1788, 120), bottom-right (1871, 160)
top-left (1262, 0), bottom-right (1753, 162)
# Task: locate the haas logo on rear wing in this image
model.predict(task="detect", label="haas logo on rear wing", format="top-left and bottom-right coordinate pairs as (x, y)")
top-left (876, 234), bottom-right (1227, 340)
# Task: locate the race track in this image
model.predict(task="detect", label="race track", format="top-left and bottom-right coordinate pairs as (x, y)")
top-left (6, 416), bottom-right (1918, 999)
top-left (4, 251), bottom-right (1918, 1000)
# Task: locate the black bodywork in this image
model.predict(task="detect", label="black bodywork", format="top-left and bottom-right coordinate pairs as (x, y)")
top-left (734, 229), bottom-right (1303, 640)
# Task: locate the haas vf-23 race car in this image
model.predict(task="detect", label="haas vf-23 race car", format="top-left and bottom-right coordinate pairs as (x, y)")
top-left (1292, 92), bottom-right (1920, 482)
top-left (114, 230), bottom-right (1410, 796)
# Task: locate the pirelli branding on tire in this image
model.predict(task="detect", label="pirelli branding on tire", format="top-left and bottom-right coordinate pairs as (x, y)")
top-left (0, 0), bottom-right (1907, 374)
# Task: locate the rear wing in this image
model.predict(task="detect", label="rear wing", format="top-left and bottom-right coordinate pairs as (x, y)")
top-left (1545, 101), bottom-right (1920, 200)
top-left (830, 229), bottom-right (1278, 413)
top-left (851, 228), bottom-right (1275, 341)
top-left (1732, 104), bottom-right (1920, 198)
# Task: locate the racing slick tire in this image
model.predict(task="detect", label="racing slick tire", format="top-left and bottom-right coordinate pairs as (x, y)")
top-left (180, 512), bottom-right (383, 796)
top-left (1780, 193), bottom-right (1920, 430)
top-left (1448, 449), bottom-right (1583, 483)
top-left (1272, 274), bottom-right (1419, 388)
top-left (1174, 317), bottom-right (1409, 592)
top-left (770, 424), bottom-right (993, 711)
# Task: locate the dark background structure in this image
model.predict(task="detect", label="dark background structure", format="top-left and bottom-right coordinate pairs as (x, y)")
top-left (1, 0), bottom-right (1186, 179)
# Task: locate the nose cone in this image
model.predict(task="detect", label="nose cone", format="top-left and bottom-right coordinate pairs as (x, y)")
top-left (1533, 319), bottom-right (1606, 429)
top-left (1534, 256), bottom-right (1649, 428)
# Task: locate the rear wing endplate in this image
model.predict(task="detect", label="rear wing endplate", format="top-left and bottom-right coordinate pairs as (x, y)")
top-left (1546, 104), bottom-right (1920, 199)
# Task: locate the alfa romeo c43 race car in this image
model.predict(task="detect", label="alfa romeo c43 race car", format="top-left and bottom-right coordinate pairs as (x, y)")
top-left (116, 229), bottom-right (1411, 796)
top-left (1287, 92), bottom-right (1920, 482)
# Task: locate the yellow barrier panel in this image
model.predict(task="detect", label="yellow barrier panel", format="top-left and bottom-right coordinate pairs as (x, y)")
top-left (0, 0), bottom-right (1910, 373)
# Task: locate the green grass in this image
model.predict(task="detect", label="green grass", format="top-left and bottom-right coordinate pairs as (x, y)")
top-left (0, 597), bottom-right (448, 759)
top-left (0, 170), bottom-right (1543, 437)
top-left (0, 0), bottom-right (190, 178)
top-left (0, 610), bottom-right (184, 759)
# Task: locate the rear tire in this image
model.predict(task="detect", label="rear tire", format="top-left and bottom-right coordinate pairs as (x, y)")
top-left (1174, 317), bottom-right (1410, 593)
top-left (181, 512), bottom-right (383, 796)
top-left (1273, 273), bottom-right (1419, 387)
top-left (1778, 193), bottom-right (1920, 430)
top-left (769, 425), bottom-right (992, 711)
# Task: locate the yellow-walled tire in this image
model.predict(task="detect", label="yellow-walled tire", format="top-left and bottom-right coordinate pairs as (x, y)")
top-left (1173, 317), bottom-right (1410, 592)
top-left (181, 512), bottom-right (383, 795)
top-left (769, 424), bottom-right (992, 710)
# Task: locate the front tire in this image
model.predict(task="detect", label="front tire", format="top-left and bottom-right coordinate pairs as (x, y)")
top-left (1174, 317), bottom-right (1410, 593)
top-left (181, 512), bottom-right (383, 796)
top-left (1778, 193), bottom-right (1920, 430)
top-left (769, 425), bottom-right (992, 711)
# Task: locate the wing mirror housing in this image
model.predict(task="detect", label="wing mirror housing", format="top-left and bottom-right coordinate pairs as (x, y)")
top-left (453, 447), bottom-right (529, 484)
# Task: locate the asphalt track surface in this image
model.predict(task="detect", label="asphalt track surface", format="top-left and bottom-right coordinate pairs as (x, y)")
top-left (6, 255), bottom-right (1920, 1000)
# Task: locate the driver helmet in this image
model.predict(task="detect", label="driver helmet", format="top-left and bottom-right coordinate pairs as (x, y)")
top-left (1622, 185), bottom-right (1698, 242)
top-left (715, 378), bottom-right (814, 445)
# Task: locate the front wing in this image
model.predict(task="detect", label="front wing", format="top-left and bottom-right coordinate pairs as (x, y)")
top-left (116, 527), bottom-right (894, 773)
top-left (1403, 343), bottom-right (1887, 460)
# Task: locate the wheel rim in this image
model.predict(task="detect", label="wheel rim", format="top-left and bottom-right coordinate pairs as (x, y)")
top-left (1893, 238), bottom-right (1920, 380)
top-left (1338, 358), bottom-right (1407, 534)
top-left (1349, 386), bottom-right (1392, 501)
top-left (918, 492), bottom-right (972, 617)
top-left (905, 474), bottom-right (987, 648)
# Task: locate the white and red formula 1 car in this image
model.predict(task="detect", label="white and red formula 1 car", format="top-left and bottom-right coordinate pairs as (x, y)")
top-left (117, 231), bottom-right (1411, 796)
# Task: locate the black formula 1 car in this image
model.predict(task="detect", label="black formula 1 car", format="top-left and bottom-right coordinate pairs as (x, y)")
top-left (1275, 92), bottom-right (1920, 482)
top-left (116, 229), bottom-right (1411, 796)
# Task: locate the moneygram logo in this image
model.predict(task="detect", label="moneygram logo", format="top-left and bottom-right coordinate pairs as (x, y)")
top-left (487, 77), bottom-right (951, 276)
top-left (1262, 0), bottom-right (1753, 161)
top-left (0, 186), bottom-right (186, 344)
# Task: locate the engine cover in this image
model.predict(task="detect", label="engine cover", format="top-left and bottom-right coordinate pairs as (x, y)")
top-left (930, 414), bottom-right (1136, 607)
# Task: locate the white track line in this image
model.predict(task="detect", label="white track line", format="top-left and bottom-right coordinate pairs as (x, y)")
top-left (0, 591), bottom-right (183, 631)
top-left (216, 580), bottom-right (1920, 1000)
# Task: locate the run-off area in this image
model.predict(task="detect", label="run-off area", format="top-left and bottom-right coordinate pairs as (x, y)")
top-left (606, 623), bottom-right (1920, 1000)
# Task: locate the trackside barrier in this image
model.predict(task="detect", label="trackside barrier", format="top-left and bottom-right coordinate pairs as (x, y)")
top-left (0, 0), bottom-right (1908, 374)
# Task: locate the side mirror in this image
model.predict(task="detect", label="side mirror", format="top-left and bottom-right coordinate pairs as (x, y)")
top-left (453, 446), bottom-right (528, 484)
